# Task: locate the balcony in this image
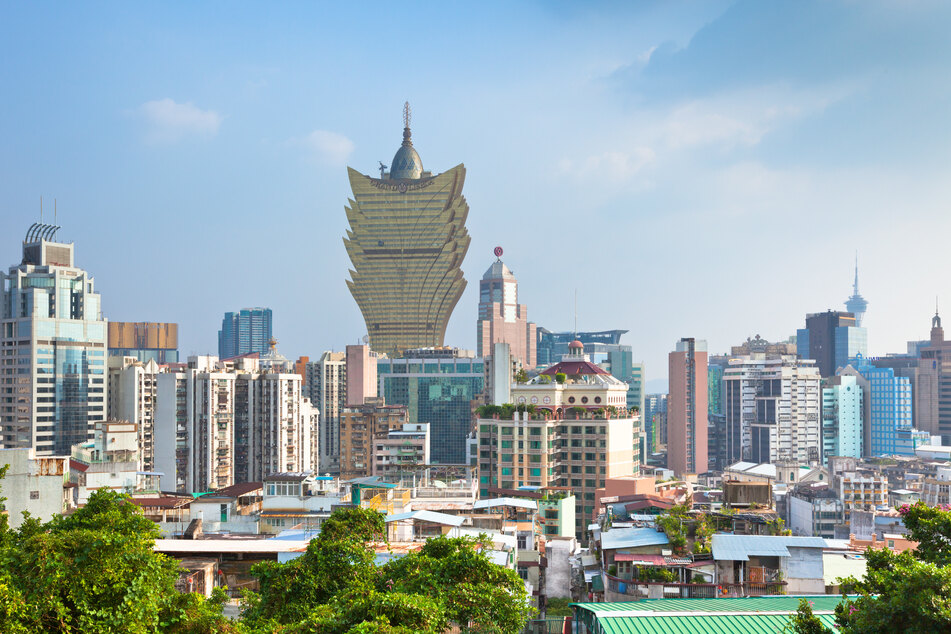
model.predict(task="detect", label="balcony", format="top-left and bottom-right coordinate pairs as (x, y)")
top-left (604, 574), bottom-right (786, 599)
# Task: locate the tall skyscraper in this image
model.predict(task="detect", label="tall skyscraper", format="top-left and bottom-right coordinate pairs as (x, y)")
top-left (668, 338), bottom-right (708, 476)
top-left (722, 355), bottom-right (821, 465)
top-left (218, 307), bottom-right (272, 359)
top-left (797, 310), bottom-right (866, 377)
top-left (844, 255), bottom-right (869, 327)
top-left (0, 224), bottom-right (107, 454)
top-left (344, 103), bottom-right (471, 358)
top-left (476, 251), bottom-right (536, 368)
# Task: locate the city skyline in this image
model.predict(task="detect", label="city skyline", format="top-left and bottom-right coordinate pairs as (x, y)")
top-left (3, 2), bottom-right (951, 386)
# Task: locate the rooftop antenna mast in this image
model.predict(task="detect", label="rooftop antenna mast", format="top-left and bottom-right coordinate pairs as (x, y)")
top-left (403, 101), bottom-right (411, 129)
top-left (574, 289), bottom-right (578, 337)
top-left (40, 196), bottom-right (43, 223)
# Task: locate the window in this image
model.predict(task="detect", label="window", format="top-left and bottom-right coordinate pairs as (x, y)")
top-left (30, 491), bottom-right (39, 500)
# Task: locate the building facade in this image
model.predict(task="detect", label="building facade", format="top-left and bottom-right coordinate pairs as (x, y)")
top-left (476, 255), bottom-right (536, 368)
top-left (821, 374), bottom-right (863, 463)
top-left (848, 358), bottom-right (921, 457)
top-left (797, 311), bottom-right (866, 378)
top-left (303, 351), bottom-right (347, 473)
top-left (0, 225), bottom-right (107, 454)
top-left (378, 349), bottom-right (484, 465)
top-left (668, 338), bottom-right (708, 476)
top-left (218, 308), bottom-right (272, 359)
top-left (338, 398), bottom-right (410, 480)
top-left (107, 356), bottom-right (160, 472)
top-left (107, 321), bottom-right (179, 364)
top-left (344, 105), bottom-right (470, 358)
top-left (722, 355), bottom-right (821, 465)
top-left (643, 393), bottom-right (668, 456)
top-left (477, 347), bottom-right (637, 537)
top-left (917, 311), bottom-right (951, 443)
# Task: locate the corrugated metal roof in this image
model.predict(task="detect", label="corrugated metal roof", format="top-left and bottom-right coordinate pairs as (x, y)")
top-left (711, 534), bottom-right (827, 561)
top-left (472, 497), bottom-right (538, 511)
top-left (602, 527), bottom-right (670, 550)
top-left (575, 595), bottom-right (845, 615)
top-left (594, 613), bottom-right (837, 633)
top-left (385, 510), bottom-right (465, 526)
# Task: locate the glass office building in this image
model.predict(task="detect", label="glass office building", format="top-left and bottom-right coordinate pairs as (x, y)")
top-left (377, 351), bottom-right (483, 465)
top-left (852, 359), bottom-right (918, 457)
top-left (218, 307), bottom-right (272, 359)
top-left (0, 225), bottom-right (107, 454)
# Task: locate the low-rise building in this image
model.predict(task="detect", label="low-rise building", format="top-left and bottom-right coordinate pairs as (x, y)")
top-left (787, 483), bottom-right (844, 539)
top-left (0, 448), bottom-right (72, 528)
top-left (711, 534), bottom-right (827, 595)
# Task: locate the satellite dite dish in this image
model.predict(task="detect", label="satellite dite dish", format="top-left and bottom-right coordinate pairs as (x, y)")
top-left (362, 334), bottom-right (369, 344)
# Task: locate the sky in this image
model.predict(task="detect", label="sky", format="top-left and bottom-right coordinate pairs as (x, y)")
top-left (2, 1), bottom-right (951, 392)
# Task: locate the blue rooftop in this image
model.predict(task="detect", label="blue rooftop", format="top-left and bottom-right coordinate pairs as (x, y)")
top-left (601, 526), bottom-right (670, 550)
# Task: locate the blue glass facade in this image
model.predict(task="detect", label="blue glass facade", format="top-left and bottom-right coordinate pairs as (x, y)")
top-left (835, 326), bottom-right (867, 374)
top-left (852, 360), bottom-right (916, 457)
top-left (378, 356), bottom-right (484, 464)
top-left (218, 307), bottom-right (272, 359)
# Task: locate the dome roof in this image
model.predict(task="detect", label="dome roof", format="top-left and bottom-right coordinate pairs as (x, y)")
top-left (390, 127), bottom-right (423, 179)
top-left (568, 340), bottom-right (584, 350)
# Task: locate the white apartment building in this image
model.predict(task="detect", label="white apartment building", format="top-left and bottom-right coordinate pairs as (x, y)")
top-left (304, 351), bottom-right (346, 473)
top-left (108, 356), bottom-right (160, 472)
top-left (722, 355), bottom-right (821, 465)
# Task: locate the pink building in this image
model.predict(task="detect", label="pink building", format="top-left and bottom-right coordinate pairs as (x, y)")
top-left (476, 255), bottom-right (536, 368)
top-left (668, 338), bottom-right (708, 477)
top-left (346, 344), bottom-right (378, 407)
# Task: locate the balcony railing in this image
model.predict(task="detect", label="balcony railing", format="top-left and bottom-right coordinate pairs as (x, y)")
top-left (604, 574), bottom-right (786, 599)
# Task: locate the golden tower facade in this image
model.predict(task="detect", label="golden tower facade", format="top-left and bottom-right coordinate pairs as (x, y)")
top-left (344, 104), bottom-right (471, 357)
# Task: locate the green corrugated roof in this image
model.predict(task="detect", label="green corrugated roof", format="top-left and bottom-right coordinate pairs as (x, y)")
top-left (572, 596), bottom-right (847, 634)
top-left (574, 595), bottom-right (844, 614)
top-left (596, 613), bottom-right (837, 634)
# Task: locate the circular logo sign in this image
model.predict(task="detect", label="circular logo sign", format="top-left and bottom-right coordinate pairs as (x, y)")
top-left (493, 246), bottom-right (503, 258)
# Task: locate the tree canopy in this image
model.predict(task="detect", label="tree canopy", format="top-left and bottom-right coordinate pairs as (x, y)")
top-left (240, 506), bottom-right (534, 633)
top-left (0, 487), bottom-right (233, 633)
top-left (789, 501), bottom-right (951, 633)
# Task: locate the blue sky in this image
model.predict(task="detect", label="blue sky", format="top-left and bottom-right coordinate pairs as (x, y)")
top-left (2, 1), bottom-right (950, 390)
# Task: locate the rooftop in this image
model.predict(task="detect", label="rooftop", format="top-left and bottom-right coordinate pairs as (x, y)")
top-left (601, 526), bottom-right (670, 550)
top-left (711, 535), bottom-right (827, 561)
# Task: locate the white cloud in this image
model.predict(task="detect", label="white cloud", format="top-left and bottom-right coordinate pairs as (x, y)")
top-left (137, 98), bottom-right (221, 144)
top-left (558, 147), bottom-right (655, 183)
top-left (294, 130), bottom-right (355, 165)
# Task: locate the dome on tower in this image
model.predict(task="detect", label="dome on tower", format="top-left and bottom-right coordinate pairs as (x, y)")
top-left (390, 102), bottom-right (423, 179)
top-left (568, 340), bottom-right (584, 350)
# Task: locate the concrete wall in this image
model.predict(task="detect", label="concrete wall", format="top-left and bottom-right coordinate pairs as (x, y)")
top-left (1, 449), bottom-right (66, 528)
top-left (545, 538), bottom-right (578, 599)
top-left (784, 547), bottom-right (825, 594)
top-left (788, 495), bottom-right (814, 536)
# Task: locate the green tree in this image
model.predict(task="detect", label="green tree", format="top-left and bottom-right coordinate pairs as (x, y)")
top-left (788, 502), bottom-right (951, 633)
top-left (0, 488), bottom-right (232, 633)
top-left (242, 507), bottom-right (534, 633)
top-left (784, 599), bottom-right (832, 634)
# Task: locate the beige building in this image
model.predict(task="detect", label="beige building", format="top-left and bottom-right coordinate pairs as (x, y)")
top-left (345, 344), bottom-right (379, 407)
top-left (476, 256), bottom-right (536, 368)
top-left (477, 344), bottom-right (638, 537)
top-left (344, 104), bottom-right (470, 358)
top-left (339, 398), bottom-right (410, 480)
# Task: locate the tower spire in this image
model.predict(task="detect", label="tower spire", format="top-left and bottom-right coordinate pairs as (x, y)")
top-left (853, 251), bottom-right (859, 295)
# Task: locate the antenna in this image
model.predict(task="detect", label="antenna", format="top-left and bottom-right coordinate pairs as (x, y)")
top-left (403, 101), bottom-right (411, 129)
top-left (40, 196), bottom-right (43, 222)
top-left (574, 289), bottom-right (578, 336)
top-left (54, 198), bottom-right (57, 226)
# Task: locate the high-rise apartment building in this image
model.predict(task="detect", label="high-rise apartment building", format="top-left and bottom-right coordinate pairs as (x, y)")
top-left (477, 344), bottom-right (637, 537)
top-left (338, 398), bottom-right (412, 480)
top-left (668, 338), bottom-right (708, 476)
top-left (107, 356), bottom-right (160, 472)
top-left (0, 224), bottom-right (107, 454)
top-left (722, 355), bottom-right (821, 465)
top-left (378, 349), bottom-right (484, 465)
top-left (153, 355), bottom-right (317, 492)
top-left (476, 253), bottom-right (536, 368)
top-left (344, 104), bottom-right (470, 358)
top-left (916, 311), bottom-right (951, 443)
top-left (108, 321), bottom-right (179, 364)
top-left (218, 307), bottom-right (273, 359)
top-left (303, 352), bottom-right (347, 473)
top-left (821, 374), bottom-right (863, 463)
top-left (797, 310), bottom-right (866, 377)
